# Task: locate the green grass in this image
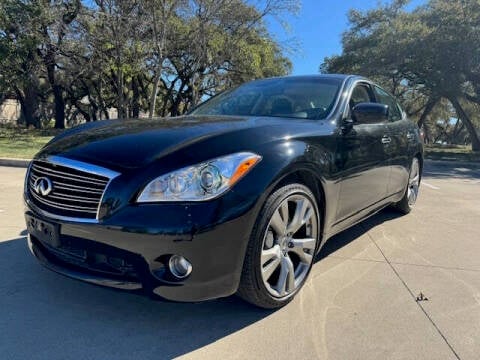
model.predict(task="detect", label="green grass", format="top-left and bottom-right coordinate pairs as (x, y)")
top-left (424, 144), bottom-right (480, 162)
top-left (0, 125), bottom-right (58, 159)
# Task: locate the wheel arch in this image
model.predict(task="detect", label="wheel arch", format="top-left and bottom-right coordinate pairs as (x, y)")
top-left (269, 167), bottom-right (327, 249)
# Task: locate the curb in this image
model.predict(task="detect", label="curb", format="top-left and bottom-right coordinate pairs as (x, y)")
top-left (0, 158), bottom-right (31, 168)
top-left (424, 158), bottom-right (480, 168)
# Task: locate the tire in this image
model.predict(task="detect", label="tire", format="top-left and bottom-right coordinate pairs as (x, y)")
top-left (393, 157), bottom-right (421, 214)
top-left (237, 183), bottom-right (320, 309)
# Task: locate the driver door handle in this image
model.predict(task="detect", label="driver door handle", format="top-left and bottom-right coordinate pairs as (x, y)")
top-left (381, 135), bottom-right (392, 145)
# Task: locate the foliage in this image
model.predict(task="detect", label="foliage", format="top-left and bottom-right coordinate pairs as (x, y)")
top-left (0, 0), bottom-right (294, 128)
top-left (321, 0), bottom-right (480, 151)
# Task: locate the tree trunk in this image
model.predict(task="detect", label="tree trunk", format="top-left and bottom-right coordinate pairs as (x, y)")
top-left (189, 72), bottom-right (202, 109)
top-left (170, 80), bottom-right (187, 116)
top-left (132, 76), bottom-right (140, 118)
top-left (53, 84), bottom-right (65, 129)
top-left (162, 79), bottom-right (177, 116)
top-left (117, 69), bottom-right (126, 119)
top-left (449, 97), bottom-right (480, 151)
top-left (15, 87), bottom-right (41, 128)
top-left (417, 97), bottom-right (438, 128)
top-left (74, 102), bottom-right (91, 122)
top-left (89, 96), bottom-right (99, 121)
top-left (449, 118), bottom-right (460, 144)
top-left (452, 122), bottom-right (465, 144)
top-left (149, 71), bottom-right (162, 118)
top-left (423, 122), bottom-right (432, 144)
top-left (45, 47), bottom-right (65, 129)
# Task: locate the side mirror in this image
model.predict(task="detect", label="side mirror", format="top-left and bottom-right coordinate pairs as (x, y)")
top-left (351, 103), bottom-right (389, 124)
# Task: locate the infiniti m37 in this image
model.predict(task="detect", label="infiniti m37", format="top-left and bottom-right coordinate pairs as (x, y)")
top-left (24, 75), bottom-right (422, 308)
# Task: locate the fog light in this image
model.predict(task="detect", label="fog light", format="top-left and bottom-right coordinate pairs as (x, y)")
top-left (168, 255), bottom-right (192, 279)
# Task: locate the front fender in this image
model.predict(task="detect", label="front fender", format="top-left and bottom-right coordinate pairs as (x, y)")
top-left (231, 139), bottom-right (339, 241)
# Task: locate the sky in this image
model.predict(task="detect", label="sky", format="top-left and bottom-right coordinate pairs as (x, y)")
top-left (267, 0), bottom-right (426, 75)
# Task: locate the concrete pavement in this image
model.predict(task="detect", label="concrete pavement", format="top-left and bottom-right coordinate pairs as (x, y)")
top-left (0, 161), bottom-right (479, 360)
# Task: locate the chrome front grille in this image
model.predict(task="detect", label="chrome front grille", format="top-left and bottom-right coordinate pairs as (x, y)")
top-left (27, 157), bottom-right (118, 220)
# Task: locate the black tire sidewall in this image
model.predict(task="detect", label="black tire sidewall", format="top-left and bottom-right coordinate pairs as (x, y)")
top-left (394, 157), bottom-right (420, 214)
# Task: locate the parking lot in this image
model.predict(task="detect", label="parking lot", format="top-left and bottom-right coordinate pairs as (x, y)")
top-left (0, 160), bottom-right (479, 360)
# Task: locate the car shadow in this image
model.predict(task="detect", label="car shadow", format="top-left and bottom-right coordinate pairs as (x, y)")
top-left (0, 236), bottom-right (274, 360)
top-left (1, 210), bottom-right (401, 359)
top-left (316, 208), bottom-right (402, 261)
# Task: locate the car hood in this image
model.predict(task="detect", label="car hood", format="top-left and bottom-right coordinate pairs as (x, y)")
top-left (37, 115), bottom-right (298, 170)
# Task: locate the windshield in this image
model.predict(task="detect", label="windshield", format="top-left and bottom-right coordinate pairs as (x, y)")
top-left (190, 77), bottom-right (342, 120)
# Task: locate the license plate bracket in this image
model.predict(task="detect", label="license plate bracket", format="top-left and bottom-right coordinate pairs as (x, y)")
top-left (26, 215), bottom-right (60, 248)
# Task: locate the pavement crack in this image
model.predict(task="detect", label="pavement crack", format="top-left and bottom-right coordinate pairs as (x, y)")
top-left (327, 255), bottom-right (386, 264)
top-left (389, 261), bottom-right (480, 273)
top-left (330, 255), bottom-right (480, 273)
top-left (362, 225), bottom-right (462, 360)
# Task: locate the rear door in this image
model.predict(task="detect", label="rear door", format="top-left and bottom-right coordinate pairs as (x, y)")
top-left (335, 82), bottom-right (391, 222)
top-left (372, 85), bottom-right (410, 197)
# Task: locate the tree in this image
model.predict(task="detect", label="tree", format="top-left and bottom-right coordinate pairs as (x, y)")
top-left (143, 0), bottom-right (185, 118)
top-left (158, 0), bottom-right (293, 115)
top-left (37, 0), bottom-right (82, 129)
top-left (321, 0), bottom-right (480, 151)
top-left (0, 0), bottom-right (43, 128)
top-left (0, 0), bottom-right (295, 128)
top-left (87, 0), bottom-right (149, 119)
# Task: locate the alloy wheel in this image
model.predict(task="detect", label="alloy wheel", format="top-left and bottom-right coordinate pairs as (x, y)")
top-left (260, 194), bottom-right (318, 298)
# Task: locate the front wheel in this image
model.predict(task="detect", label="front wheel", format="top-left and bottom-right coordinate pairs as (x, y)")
top-left (393, 157), bottom-right (421, 214)
top-left (237, 183), bottom-right (320, 309)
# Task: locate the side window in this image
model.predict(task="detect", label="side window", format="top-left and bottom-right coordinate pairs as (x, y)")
top-left (348, 83), bottom-right (375, 123)
top-left (373, 86), bottom-right (402, 121)
top-left (349, 84), bottom-right (374, 111)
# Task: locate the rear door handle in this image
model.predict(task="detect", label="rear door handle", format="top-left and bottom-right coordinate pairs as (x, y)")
top-left (381, 135), bottom-right (392, 144)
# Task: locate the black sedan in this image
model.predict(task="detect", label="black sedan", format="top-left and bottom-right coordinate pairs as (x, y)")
top-left (24, 75), bottom-right (422, 308)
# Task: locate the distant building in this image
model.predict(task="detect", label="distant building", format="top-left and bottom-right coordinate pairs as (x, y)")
top-left (0, 99), bottom-right (21, 124)
top-left (1, 97), bottom-right (147, 125)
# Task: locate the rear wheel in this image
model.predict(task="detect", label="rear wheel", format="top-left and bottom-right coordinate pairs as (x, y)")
top-left (393, 157), bottom-right (421, 214)
top-left (237, 183), bottom-right (320, 309)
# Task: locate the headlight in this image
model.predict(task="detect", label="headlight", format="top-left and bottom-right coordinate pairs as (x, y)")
top-left (136, 152), bottom-right (262, 202)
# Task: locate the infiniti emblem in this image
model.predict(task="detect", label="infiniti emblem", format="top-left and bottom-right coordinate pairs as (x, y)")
top-left (33, 177), bottom-right (53, 196)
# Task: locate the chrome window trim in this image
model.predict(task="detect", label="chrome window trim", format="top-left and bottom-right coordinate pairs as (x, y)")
top-left (341, 78), bottom-right (375, 121)
top-left (25, 155), bottom-right (121, 223)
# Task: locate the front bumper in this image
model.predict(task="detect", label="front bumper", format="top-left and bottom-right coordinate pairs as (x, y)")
top-left (25, 197), bottom-right (258, 302)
